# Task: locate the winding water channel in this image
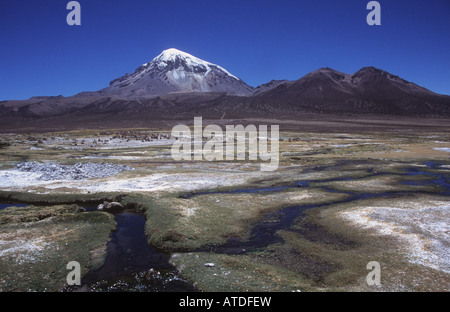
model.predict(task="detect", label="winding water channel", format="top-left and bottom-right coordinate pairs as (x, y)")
top-left (78, 208), bottom-right (198, 292)
top-left (1, 161), bottom-right (449, 291)
top-left (70, 161), bottom-right (450, 290)
top-left (193, 161), bottom-right (450, 254)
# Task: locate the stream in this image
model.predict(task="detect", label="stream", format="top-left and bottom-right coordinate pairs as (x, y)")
top-left (0, 203), bottom-right (27, 210)
top-left (186, 161), bottom-right (450, 254)
top-left (1, 161), bottom-right (448, 291)
top-left (74, 207), bottom-right (198, 292)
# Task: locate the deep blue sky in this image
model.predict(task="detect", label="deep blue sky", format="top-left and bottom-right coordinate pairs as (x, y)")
top-left (1, 0), bottom-right (449, 100)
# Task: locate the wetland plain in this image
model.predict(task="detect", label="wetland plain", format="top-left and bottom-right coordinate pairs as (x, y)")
top-left (0, 125), bottom-right (449, 292)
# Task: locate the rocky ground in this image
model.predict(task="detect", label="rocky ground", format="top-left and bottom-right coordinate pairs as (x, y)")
top-left (15, 162), bottom-right (134, 181)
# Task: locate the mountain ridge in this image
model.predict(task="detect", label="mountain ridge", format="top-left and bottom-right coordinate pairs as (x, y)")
top-left (1, 49), bottom-right (449, 125)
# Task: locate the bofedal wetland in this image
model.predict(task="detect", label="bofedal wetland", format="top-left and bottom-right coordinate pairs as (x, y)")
top-left (0, 127), bottom-right (449, 292)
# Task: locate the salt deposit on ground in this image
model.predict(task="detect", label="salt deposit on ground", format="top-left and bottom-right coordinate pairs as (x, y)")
top-left (15, 162), bottom-right (134, 181)
top-left (331, 144), bottom-right (352, 148)
top-left (340, 202), bottom-right (450, 273)
top-left (0, 162), bottom-right (134, 189)
top-left (0, 170), bottom-right (56, 188)
top-left (433, 147), bottom-right (450, 153)
top-left (49, 172), bottom-right (253, 193)
top-left (0, 161), bottom-right (260, 193)
top-left (0, 233), bottom-right (52, 264)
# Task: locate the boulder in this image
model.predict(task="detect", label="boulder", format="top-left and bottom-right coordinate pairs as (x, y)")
top-left (97, 201), bottom-right (124, 212)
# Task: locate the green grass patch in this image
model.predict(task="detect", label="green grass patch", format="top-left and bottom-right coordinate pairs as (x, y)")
top-left (0, 205), bottom-right (116, 292)
top-left (170, 252), bottom-right (313, 292)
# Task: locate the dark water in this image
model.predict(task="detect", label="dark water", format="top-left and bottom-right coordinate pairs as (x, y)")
top-left (0, 202), bottom-right (197, 292)
top-left (195, 161), bottom-right (450, 254)
top-left (2, 161), bottom-right (448, 291)
top-left (75, 209), bottom-right (198, 292)
top-left (201, 192), bottom-right (393, 254)
top-left (400, 162), bottom-right (450, 195)
top-left (0, 203), bottom-right (27, 210)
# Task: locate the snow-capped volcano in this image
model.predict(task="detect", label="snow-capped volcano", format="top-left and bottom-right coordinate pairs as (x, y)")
top-left (101, 48), bottom-right (254, 97)
top-left (152, 48), bottom-right (239, 80)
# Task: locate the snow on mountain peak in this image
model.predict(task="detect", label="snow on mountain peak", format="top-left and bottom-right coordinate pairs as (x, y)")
top-left (156, 48), bottom-right (199, 62)
top-left (145, 48), bottom-right (240, 81)
top-left (103, 48), bottom-right (254, 97)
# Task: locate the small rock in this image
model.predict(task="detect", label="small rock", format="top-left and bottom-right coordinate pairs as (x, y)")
top-left (75, 206), bottom-right (86, 213)
top-left (97, 201), bottom-right (124, 212)
top-left (204, 263), bottom-right (215, 267)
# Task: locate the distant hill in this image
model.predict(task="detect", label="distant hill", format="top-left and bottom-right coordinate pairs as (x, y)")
top-left (1, 49), bottom-right (449, 131)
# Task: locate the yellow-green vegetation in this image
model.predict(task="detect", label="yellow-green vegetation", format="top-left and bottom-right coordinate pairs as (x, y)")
top-left (310, 173), bottom-right (445, 193)
top-left (169, 194), bottom-right (449, 292)
top-left (170, 252), bottom-right (313, 292)
top-left (143, 189), bottom-right (349, 250)
top-left (286, 194), bottom-right (450, 291)
top-left (0, 205), bottom-right (116, 292)
top-left (0, 128), bottom-right (449, 292)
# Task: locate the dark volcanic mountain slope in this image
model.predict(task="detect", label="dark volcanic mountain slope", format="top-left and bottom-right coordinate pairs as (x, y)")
top-left (99, 48), bottom-right (254, 97)
top-left (252, 80), bottom-right (290, 95)
top-left (255, 67), bottom-right (450, 115)
top-left (350, 67), bottom-right (450, 114)
top-left (0, 65), bottom-right (449, 125)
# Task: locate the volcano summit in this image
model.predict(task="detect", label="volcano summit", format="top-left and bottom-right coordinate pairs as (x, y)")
top-left (0, 48), bottom-right (449, 131)
top-left (100, 48), bottom-right (254, 97)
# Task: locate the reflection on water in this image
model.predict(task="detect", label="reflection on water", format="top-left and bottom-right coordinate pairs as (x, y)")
top-left (0, 203), bottom-right (27, 210)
